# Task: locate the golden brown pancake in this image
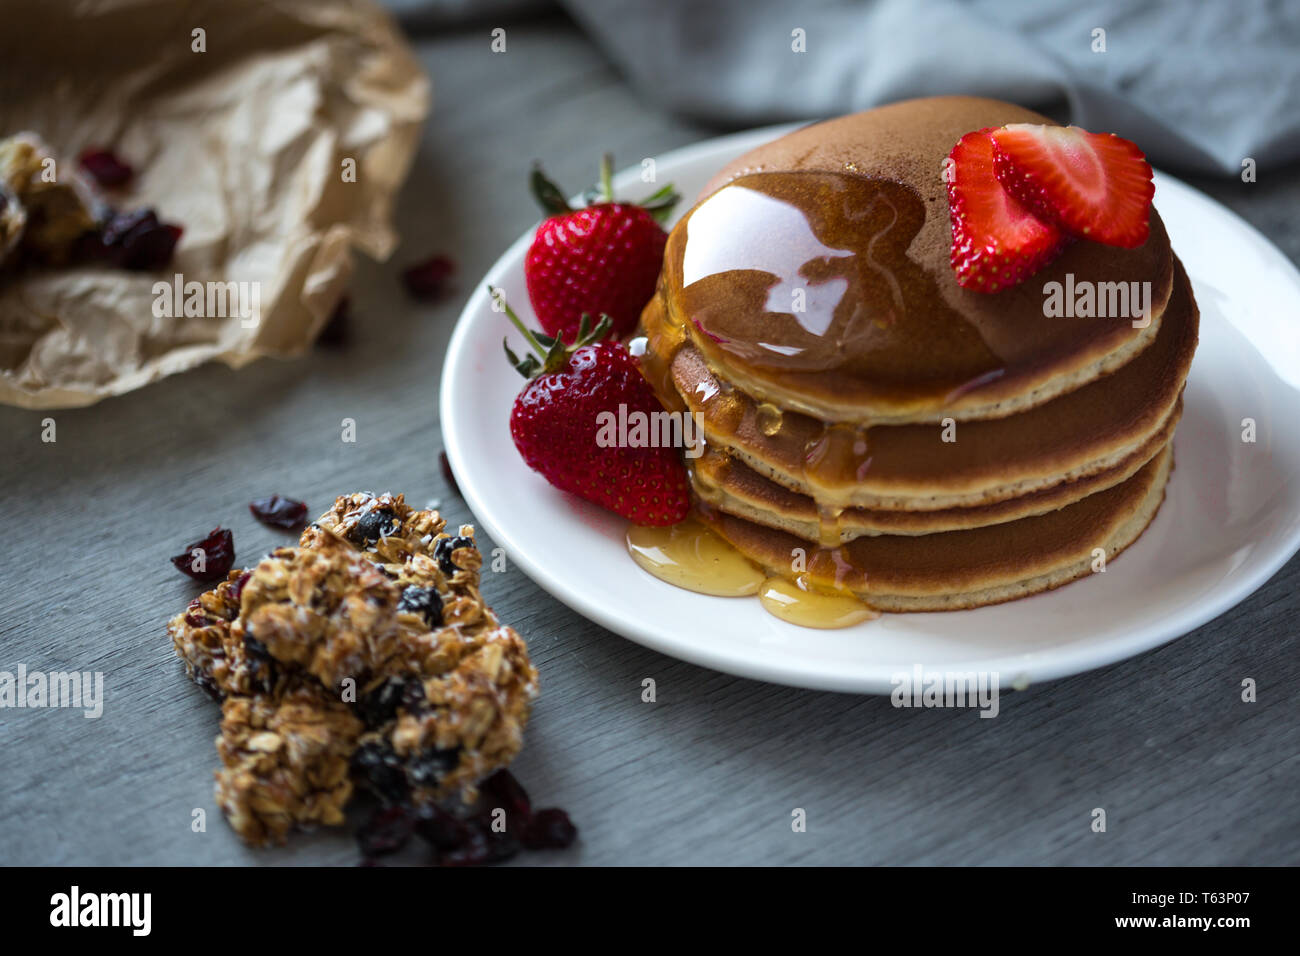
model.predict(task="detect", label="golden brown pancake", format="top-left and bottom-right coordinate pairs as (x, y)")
top-left (649, 96), bottom-right (1174, 425)
top-left (697, 443), bottom-right (1174, 612)
top-left (693, 393), bottom-right (1179, 540)
top-left (652, 257), bottom-right (1198, 510)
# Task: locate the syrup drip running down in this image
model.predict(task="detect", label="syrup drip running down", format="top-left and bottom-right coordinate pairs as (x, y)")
top-left (755, 402), bottom-right (784, 436)
top-left (626, 518), bottom-right (878, 629)
top-left (801, 421), bottom-right (873, 545)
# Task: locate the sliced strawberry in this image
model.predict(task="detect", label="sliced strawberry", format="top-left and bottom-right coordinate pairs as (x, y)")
top-left (990, 124), bottom-right (1154, 249)
top-left (946, 128), bottom-right (1067, 294)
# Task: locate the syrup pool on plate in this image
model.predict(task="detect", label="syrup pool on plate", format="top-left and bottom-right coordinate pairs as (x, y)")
top-left (626, 517), bottom-right (878, 628)
top-left (758, 575), bottom-right (880, 629)
top-left (626, 517), bottom-right (765, 597)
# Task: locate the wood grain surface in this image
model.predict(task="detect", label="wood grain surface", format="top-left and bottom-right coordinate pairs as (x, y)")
top-left (1, 14), bottom-right (1297, 866)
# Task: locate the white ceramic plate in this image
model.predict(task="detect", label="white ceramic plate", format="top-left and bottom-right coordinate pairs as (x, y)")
top-left (442, 125), bottom-right (1300, 693)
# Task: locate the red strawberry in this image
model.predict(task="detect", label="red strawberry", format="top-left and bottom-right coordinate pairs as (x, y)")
top-left (990, 124), bottom-right (1154, 248)
top-left (525, 154), bottom-right (678, 342)
top-left (947, 128), bottom-right (1067, 293)
top-left (496, 289), bottom-right (690, 526)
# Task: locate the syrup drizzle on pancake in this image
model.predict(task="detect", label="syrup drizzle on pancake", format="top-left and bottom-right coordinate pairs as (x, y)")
top-left (665, 171), bottom-right (1006, 405)
top-left (801, 422), bottom-right (873, 542)
top-left (755, 402), bottom-right (783, 436)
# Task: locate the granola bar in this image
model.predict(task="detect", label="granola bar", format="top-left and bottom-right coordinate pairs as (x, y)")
top-left (168, 492), bottom-right (538, 846)
top-left (0, 133), bottom-right (100, 266)
top-left (215, 682), bottom-right (362, 846)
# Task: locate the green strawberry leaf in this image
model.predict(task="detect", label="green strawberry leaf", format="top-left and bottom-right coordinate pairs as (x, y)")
top-left (638, 183), bottom-right (681, 225)
top-left (493, 285), bottom-right (616, 379)
top-left (530, 165), bottom-right (572, 217)
top-left (503, 337), bottom-right (542, 378)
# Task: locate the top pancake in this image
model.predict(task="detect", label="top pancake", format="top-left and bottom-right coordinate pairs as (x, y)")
top-left (653, 96), bottom-right (1173, 424)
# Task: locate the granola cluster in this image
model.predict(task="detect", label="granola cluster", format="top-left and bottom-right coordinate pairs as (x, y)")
top-left (168, 492), bottom-right (538, 846)
top-left (0, 133), bottom-right (100, 266)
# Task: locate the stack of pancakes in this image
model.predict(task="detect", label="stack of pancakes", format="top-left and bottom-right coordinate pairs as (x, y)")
top-left (639, 97), bottom-right (1198, 612)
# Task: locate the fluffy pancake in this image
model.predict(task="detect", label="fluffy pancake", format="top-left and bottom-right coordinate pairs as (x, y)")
top-left (650, 257), bottom-right (1198, 511)
top-left (693, 393), bottom-right (1179, 540)
top-left (651, 96), bottom-right (1174, 425)
top-left (697, 442), bottom-right (1173, 612)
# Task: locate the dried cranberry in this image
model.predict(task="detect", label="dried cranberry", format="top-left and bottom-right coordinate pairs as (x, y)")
top-left (407, 747), bottom-right (461, 790)
top-left (397, 585), bottom-right (443, 628)
top-left (480, 769), bottom-right (531, 823)
top-left (170, 528), bottom-right (235, 582)
top-left (357, 805), bottom-right (415, 857)
top-left (317, 296), bottom-right (350, 348)
top-left (438, 813), bottom-right (521, 866)
top-left (481, 826), bottom-right (522, 864)
top-left (522, 808), bottom-right (578, 850)
top-left (347, 507), bottom-right (400, 548)
top-left (193, 672), bottom-right (223, 701)
top-left (228, 570), bottom-right (252, 608)
top-left (99, 208), bottom-right (182, 271)
top-left (243, 633), bottom-right (279, 690)
top-left (78, 148), bottom-right (134, 188)
top-left (122, 222), bottom-right (182, 270)
top-left (400, 679), bottom-right (426, 712)
top-left (100, 208), bottom-right (152, 245)
top-left (249, 494), bottom-right (309, 530)
top-left (357, 678), bottom-right (409, 728)
top-left (439, 451), bottom-right (460, 497)
top-left (356, 770), bottom-right (575, 865)
top-left (184, 598), bottom-right (207, 627)
top-left (350, 740), bottom-right (409, 805)
top-left (401, 254), bottom-right (455, 301)
top-left (414, 804), bottom-right (473, 851)
top-left (438, 828), bottom-right (492, 867)
top-left (433, 535), bottom-right (474, 577)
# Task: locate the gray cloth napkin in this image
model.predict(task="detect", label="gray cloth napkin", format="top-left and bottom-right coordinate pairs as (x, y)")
top-left (393, 0), bottom-right (1300, 176)
top-left (566, 0), bottom-right (1300, 177)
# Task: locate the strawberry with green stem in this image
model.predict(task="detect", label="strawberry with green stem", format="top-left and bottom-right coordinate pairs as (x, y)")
top-left (495, 287), bottom-right (691, 527)
top-left (525, 154), bottom-right (678, 342)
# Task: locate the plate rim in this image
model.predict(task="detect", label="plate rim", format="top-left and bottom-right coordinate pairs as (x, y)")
top-left (441, 125), bottom-right (1300, 694)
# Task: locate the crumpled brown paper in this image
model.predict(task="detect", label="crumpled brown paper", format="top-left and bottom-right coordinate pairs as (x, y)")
top-left (0, 0), bottom-right (431, 408)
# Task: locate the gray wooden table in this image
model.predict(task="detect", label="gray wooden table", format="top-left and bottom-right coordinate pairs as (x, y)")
top-left (3, 15), bottom-right (1297, 866)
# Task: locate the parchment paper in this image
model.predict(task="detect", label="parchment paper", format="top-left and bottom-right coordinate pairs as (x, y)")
top-left (0, 0), bottom-right (431, 408)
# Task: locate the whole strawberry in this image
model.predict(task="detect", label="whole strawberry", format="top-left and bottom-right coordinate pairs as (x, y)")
top-left (525, 154), bottom-right (678, 342)
top-left (495, 288), bottom-right (691, 527)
